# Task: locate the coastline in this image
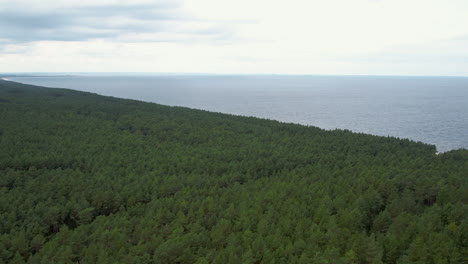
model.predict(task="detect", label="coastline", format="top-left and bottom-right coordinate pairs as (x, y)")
top-left (4, 77), bottom-right (465, 154)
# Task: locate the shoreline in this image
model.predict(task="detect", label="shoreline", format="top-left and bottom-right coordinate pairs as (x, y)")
top-left (4, 78), bottom-right (465, 154)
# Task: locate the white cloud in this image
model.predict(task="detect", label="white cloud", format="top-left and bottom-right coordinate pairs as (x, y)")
top-left (0, 0), bottom-right (467, 75)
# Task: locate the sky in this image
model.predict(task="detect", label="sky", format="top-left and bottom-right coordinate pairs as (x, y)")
top-left (0, 0), bottom-right (467, 76)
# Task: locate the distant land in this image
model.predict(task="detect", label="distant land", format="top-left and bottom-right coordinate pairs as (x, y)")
top-left (0, 80), bottom-right (466, 263)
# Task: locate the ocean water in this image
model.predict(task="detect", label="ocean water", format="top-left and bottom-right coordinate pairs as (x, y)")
top-left (8, 74), bottom-right (468, 152)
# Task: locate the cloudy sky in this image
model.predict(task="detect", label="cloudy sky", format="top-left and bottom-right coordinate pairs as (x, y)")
top-left (1, 0), bottom-right (467, 75)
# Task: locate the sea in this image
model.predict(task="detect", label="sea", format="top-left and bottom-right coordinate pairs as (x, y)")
top-left (6, 74), bottom-right (468, 152)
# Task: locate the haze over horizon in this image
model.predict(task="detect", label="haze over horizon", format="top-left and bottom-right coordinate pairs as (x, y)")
top-left (1, 0), bottom-right (467, 76)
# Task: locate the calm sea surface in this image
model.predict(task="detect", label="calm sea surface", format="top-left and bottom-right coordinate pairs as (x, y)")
top-left (9, 75), bottom-right (468, 152)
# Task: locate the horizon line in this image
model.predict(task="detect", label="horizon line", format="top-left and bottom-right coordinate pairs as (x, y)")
top-left (1, 72), bottom-right (468, 78)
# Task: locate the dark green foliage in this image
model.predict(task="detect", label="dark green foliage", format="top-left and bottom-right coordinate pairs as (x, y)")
top-left (0, 80), bottom-right (467, 263)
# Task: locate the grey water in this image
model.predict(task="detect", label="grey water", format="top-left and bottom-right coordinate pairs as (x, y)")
top-left (8, 74), bottom-right (468, 152)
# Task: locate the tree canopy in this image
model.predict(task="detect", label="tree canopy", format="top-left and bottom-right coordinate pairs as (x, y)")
top-left (0, 80), bottom-right (466, 263)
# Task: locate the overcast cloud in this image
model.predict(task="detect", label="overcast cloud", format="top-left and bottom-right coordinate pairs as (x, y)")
top-left (0, 0), bottom-right (467, 75)
top-left (0, 1), bottom-right (238, 43)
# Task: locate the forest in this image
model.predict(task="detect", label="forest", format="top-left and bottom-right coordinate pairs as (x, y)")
top-left (0, 79), bottom-right (466, 264)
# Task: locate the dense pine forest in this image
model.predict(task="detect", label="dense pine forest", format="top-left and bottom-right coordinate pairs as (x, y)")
top-left (0, 80), bottom-right (466, 264)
